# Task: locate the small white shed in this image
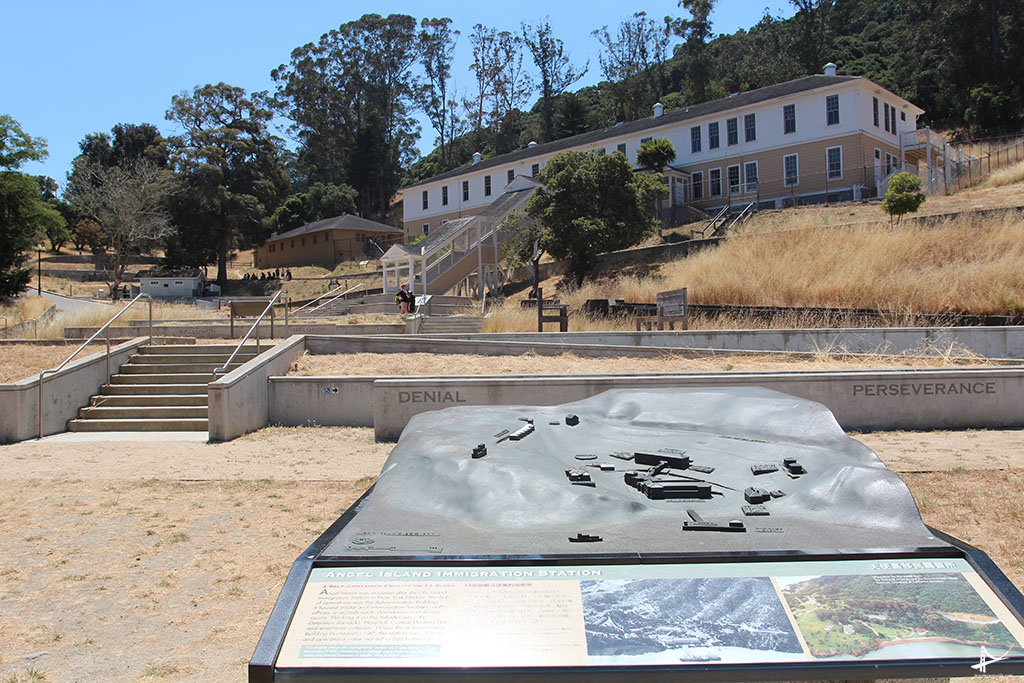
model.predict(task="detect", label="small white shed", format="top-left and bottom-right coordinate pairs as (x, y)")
top-left (138, 268), bottom-right (206, 298)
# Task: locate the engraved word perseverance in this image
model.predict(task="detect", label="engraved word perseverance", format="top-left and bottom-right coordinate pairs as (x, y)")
top-left (852, 381), bottom-right (996, 397)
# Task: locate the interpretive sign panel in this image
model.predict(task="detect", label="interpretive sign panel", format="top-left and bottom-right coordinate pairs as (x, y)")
top-left (275, 558), bottom-right (1024, 671)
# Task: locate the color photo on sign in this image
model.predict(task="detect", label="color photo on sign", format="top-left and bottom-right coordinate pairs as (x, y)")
top-left (778, 572), bottom-right (1019, 660)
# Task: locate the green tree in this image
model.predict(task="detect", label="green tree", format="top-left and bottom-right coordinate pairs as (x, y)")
top-left (881, 172), bottom-right (925, 227)
top-left (522, 18), bottom-right (588, 142)
top-left (0, 116), bottom-right (56, 297)
top-left (419, 18), bottom-right (461, 168)
top-left (267, 182), bottom-right (358, 235)
top-left (637, 138), bottom-right (677, 173)
top-left (671, 0), bottom-right (716, 103)
top-left (0, 115), bottom-right (48, 170)
top-left (524, 150), bottom-right (666, 284)
top-left (36, 176), bottom-right (71, 252)
top-left (272, 14), bottom-right (419, 219)
top-left (592, 13), bottom-right (674, 122)
top-left (166, 83), bottom-right (290, 284)
top-left (637, 139), bottom-right (677, 234)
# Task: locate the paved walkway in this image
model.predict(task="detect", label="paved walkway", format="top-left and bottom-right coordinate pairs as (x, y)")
top-left (28, 289), bottom-right (113, 314)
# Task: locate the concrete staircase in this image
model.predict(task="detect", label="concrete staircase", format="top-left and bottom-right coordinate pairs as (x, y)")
top-left (67, 344), bottom-right (260, 433)
top-left (416, 316), bottom-right (484, 334)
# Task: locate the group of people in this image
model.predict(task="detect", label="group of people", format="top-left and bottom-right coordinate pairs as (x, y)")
top-left (244, 269), bottom-right (292, 281)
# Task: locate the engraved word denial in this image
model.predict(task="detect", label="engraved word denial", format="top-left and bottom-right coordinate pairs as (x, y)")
top-left (852, 381), bottom-right (996, 397)
top-left (398, 390), bottom-right (468, 404)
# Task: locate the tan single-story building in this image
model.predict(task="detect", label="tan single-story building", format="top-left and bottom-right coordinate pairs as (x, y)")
top-left (253, 214), bottom-right (404, 269)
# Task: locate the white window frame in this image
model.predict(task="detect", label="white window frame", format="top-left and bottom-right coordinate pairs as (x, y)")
top-left (883, 102), bottom-right (891, 133)
top-left (726, 118), bottom-right (738, 146)
top-left (691, 170), bottom-right (704, 200)
top-left (531, 163), bottom-right (539, 176)
top-left (690, 126), bottom-right (701, 154)
top-left (484, 175), bottom-right (492, 197)
top-left (743, 161), bottom-right (758, 193)
top-left (727, 164), bottom-right (741, 195)
top-left (826, 94), bottom-right (839, 126)
top-left (826, 146), bottom-right (843, 179)
top-left (507, 169), bottom-right (514, 184)
top-left (783, 104), bottom-right (796, 134)
top-left (708, 167), bottom-right (722, 197)
top-left (616, 143), bottom-right (626, 155)
top-left (783, 153), bottom-right (799, 187)
top-left (441, 185), bottom-right (448, 206)
top-left (744, 113), bottom-right (756, 142)
top-left (708, 121), bottom-right (719, 149)
top-left (462, 180), bottom-right (469, 201)
top-left (873, 97), bottom-right (879, 127)
top-left (421, 190), bottom-right (428, 210)
top-left (422, 223), bottom-right (429, 235)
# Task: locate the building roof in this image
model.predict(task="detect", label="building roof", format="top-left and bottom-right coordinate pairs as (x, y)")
top-left (404, 74), bottom-right (861, 190)
top-left (268, 213), bottom-right (403, 243)
top-left (138, 267), bottom-right (203, 279)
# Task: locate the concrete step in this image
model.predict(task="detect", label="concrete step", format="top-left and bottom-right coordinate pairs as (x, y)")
top-left (109, 373), bottom-right (214, 385)
top-left (119, 362), bottom-right (244, 374)
top-left (90, 394), bottom-right (207, 406)
top-left (78, 406), bottom-right (208, 420)
top-left (67, 417), bottom-right (209, 432)
top-left (99, 384), bottom-right (207, 395)
top-left (128, 353), bottom-right (257, 364)
top-left (136, 344), bottom-right (261, 355)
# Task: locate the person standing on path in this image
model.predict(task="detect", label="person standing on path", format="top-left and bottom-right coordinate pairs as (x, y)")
top-left (396, 283), bottom-right (414, 314)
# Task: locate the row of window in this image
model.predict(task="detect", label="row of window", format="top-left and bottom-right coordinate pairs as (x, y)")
top-left (267, 233), bottom-right (365, 253)
top-left (688, 146), bottom-right (844, 199)
top-left (687, 96), bottom-right (841, 155)
top-left (872, 96), bottom-right (905, 135)
top-left (686, 113), bottom-right (758, 154)
top-left (422, 165), bottom-right (540, 210)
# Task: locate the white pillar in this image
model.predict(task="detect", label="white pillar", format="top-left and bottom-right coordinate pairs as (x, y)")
top-left (476, 225), bottom-right (483, 299)
top-left (926, 127), bottom-right (933, 194)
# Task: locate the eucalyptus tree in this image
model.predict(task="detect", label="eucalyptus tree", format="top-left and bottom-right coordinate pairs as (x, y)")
top-left (522, 18), bottom-right (588, 142)
top-left (165, 83), bottom-right (289, 285)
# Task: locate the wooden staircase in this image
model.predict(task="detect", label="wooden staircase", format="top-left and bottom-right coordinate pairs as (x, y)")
top-left (66, 344), bottom-right (260, 432)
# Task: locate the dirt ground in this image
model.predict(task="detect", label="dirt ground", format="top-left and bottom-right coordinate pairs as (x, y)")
top-left (291, 349), bottom-right (998, 378)
top-left (1, 426), bottom-right (1024, 682)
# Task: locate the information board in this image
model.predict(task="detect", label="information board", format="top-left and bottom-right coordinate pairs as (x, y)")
top-left (276, 558), bottom-right (1024, 672)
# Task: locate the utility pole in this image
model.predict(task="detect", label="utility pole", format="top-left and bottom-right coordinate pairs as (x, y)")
top-left (37, 250), bottom-right (42, 295)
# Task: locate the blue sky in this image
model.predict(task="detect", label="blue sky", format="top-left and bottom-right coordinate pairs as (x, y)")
top-left (2, 0), bottom-right (794, 189)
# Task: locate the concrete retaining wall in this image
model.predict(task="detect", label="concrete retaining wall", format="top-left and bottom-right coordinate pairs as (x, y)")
top-left (0, 337), bottom-right (149, 443)
top-left (65, 322), bottom-right (406, 340)
top-left (370, 368), bottom-right (1024, 440)
top-left (208, 335), bottom-right (306, 441)
top-left (429, 327), bottom-right (1024, 359)
top-left (301, 334), bottom-right (800, 359)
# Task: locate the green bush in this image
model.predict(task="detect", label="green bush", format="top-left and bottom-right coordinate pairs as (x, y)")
top-left (881, 172), bottom-right (925, 227)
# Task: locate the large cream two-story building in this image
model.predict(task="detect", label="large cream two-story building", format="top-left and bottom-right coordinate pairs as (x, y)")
top-left (400, 65), bottom-right (932, 238)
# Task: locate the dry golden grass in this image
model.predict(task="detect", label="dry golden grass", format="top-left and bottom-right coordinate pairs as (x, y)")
top-left (292, 348), bottom-right (993, 378)
top-left (664, 213), bottom-right (1024, 312)
top-left (0, 296), bottom-right (53, 327)
top-left (981, 160), bottom-right (1024, 189)
top-left (0, 343), bottom-right (105, 383)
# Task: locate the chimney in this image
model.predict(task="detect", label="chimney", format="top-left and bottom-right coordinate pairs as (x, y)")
top-left (652, 102), bottom-right (664, 118)
top-left (823, 62), bottom-right (837, 77)
top-left (472, 151), bottom-right (482, 165)
top-left (615, 113), bottom-right (625, 126)
top-left (527, 140), bottom-right (538, 148)
top-left (728, 82), bottom-right (740, 97)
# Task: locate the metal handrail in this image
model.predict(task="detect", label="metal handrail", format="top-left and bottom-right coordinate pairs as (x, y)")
top-left (303, 282), bottom-right (365, 316)
top-left (289, 282), bottom-right (348, 317)
top-left (38, 293), bottom-right (152, 439)
top-left (692, 205), bottom-right (729, 239)
top-left (212, 289), bottom-right (284, 377)
top-left (23, 318), bottom-right (39, 339)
